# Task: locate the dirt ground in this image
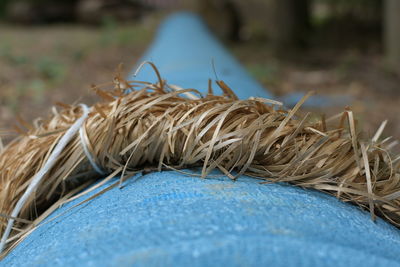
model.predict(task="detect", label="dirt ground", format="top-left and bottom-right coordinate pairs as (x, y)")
top-left (1, 14), bottom-right (399, 147)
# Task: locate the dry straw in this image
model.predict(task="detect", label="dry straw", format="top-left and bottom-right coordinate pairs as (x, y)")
top-left (0, 63), bottom-right (400, 257)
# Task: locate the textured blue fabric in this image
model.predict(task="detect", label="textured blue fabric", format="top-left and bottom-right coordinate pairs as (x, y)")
top-left (3, 12), bottom-right (400, 267)
top-left (3, 173), bottom-right (400, 266)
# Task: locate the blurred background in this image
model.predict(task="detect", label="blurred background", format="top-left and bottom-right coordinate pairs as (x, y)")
top-left (0, 0), bottom-right (399, 144)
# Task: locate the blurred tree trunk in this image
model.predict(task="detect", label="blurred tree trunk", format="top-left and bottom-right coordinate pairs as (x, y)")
top-left (384, 0), bottom-right (400, 72)
top-left (268, 0), bottom-right (311, 49)
top-left (198, 0), bottom-right (310, 46)
top-left (198, 0), bottom-right (242, 42)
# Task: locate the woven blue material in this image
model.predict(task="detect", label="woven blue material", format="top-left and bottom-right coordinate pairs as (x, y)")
top-left (3, 12), bottom-right (400, 267)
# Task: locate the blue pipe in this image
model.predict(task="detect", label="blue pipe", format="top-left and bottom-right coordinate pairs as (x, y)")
top-left (131, 13), bottom-right (273, 100)
top-left (3, 12), bottom-right (400, 267)
top-left (131, 12), bottom-right (349, 107)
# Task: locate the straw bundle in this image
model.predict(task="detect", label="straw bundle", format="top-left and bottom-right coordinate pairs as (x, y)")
top-left (0, 64), bottom-right (399, 257)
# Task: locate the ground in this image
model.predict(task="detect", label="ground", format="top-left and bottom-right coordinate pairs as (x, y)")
top-left (1, 14), bottom-right (399, 148)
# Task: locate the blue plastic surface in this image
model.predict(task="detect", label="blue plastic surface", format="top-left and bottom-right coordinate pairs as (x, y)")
top-left (3, 12), bottom-right (400, 267)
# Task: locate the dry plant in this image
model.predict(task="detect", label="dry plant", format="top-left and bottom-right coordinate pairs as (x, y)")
top-left (0, 63), bottom-right (399, 257)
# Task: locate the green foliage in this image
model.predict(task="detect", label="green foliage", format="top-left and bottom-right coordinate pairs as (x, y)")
top-left (0, 0), bottom-right (78, 19)
top-left (5, 79), bottom-right (47, 111)
top-left (0, 0), bottom-right (10, 18)
top-left (99, 17), bottom-right (151, 47)
top-left (99, 16), bottom-right (119, 46)
top-left (246, 62), bottom-right (280, 86)
top-left (28, 79), bottom-right (47, 103)
top-left (71, 49), bottom-right (87, 62)
top-left (0, 44), bottom-right (30, 65)
top-left (10, 0), bottom-right (77, 4)
top-left (315, 0), bottom-right (381, 7)
top-left (313, 0), bottom-right (382, 23)
top-left (34, 57), bottom-right (66, 83)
